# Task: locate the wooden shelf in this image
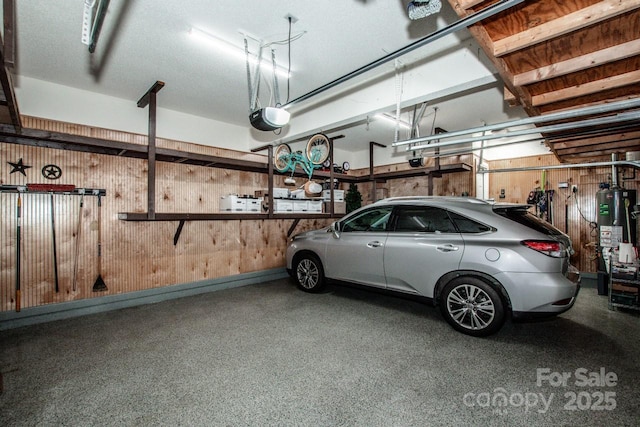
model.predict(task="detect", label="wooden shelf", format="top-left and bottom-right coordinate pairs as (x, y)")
top-left (372, 163), bottom-right (473, 180)
top-left (1, 123), bottom-right (473, 228)
top-left (118, 212), bottom-right (339, 221)
top-left (0, 124), bottom-right (471, 182)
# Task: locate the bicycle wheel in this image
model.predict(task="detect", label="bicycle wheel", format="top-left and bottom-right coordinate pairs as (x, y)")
top-left (273, 143), bottom-right (292, 173)
top-left (306, 134), bottom-right (331, 165)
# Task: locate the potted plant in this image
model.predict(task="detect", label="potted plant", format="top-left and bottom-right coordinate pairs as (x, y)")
top-left (345, 183), bottom-right (362, 213)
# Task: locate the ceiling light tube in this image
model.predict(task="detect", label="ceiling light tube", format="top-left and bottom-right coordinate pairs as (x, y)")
top-left (376, 113), bottom-right (412, 130)
top-left (189, 27), bottom-right (290, 79)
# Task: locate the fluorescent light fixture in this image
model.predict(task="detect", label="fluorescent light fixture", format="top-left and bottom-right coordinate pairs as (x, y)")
top-left (189, 27), bottom-right (290, 79)
top-left (375, 113), bottom-right (412, 130)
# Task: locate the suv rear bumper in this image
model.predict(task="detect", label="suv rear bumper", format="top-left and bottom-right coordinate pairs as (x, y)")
top-left (512, 283), bottom-right (580, 320)
top-left (511, 271), bottom-right (581, 320)
top-left (496, 267), bottom-right (581, 314)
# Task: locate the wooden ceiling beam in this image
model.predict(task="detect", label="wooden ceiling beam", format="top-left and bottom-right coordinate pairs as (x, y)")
top-left (514, 40), bottom-right (640, 86)
top-left (493, 0), bottom-right (640, 57)
top-left (532, 70), bottom-right (640, 106)
top-left (550, 130), bottom-right (640, 150)
top-left (555, 139), bottom-right (640, 156)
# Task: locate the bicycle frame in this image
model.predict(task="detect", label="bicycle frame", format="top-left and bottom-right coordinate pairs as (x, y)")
top-left (278, 151), bottom-right (321, 180)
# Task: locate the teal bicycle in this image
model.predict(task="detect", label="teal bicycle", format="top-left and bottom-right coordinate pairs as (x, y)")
top-left (273, 133), bottom-right (331, 181)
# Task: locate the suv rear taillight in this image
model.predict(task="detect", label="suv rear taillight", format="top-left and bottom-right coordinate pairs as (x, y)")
top-left (522, 240), bottom-right (565, 258)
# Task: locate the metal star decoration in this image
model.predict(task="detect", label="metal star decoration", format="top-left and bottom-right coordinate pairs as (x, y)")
top-left (8, 158), bottom-right (32, 176)
top-left (42, 164), bottom-right (62, 180)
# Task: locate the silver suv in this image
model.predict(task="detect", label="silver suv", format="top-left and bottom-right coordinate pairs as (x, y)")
top-left (286, 196), bottom-right (580, 336)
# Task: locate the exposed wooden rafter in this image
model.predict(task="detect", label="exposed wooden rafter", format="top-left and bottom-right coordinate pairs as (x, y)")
top-left (532, 70), bottom-right (640, 106)
top-left (513, 39), bottom-right (640, 86)
top-left (447, 0), bottom-right (640, 163)
top-left (493, 0), bottom-right (640, 57)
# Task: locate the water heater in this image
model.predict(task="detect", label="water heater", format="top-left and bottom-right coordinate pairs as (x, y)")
top-left (596, 187), bottom-right (637, 245)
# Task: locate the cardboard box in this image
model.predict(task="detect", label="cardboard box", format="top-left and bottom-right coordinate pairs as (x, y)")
top-left (322, 189), bottom-right (344, 201)
top-left (611, 283), bottom-right (639, 294)
top-left (220, 195), bottom-right (247, 212)
top-left (324, 201), bottom-right (346, 214)
top-left (308, 200), bottom-right (323, 213)
top-left (293, 200), bottom-right (309, 213)
top-left (220, 195), bottom-right (262, 212)
top-left (255, 188), bottom-right (290, 198)
top-left (245, 198), bottom-right (262, 213)
top-left (273, 199), bottom-right (294, 213)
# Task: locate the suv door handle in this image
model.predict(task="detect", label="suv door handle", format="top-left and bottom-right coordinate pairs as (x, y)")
top-left (367, 241), bottom-right (383, 248)
top-left (437, 244), bottom-right (459, 252)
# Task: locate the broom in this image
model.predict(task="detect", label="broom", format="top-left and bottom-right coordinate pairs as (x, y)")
top-left (92, 194), bottom-right (108, 292)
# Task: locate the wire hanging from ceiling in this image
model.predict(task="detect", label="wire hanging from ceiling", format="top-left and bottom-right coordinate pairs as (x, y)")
top-left (393, 59), bottom-right (404, 143)
top-left (242, 20), bottom-right (303, 132)
top-left (286, 16), bottom-right (292, 104)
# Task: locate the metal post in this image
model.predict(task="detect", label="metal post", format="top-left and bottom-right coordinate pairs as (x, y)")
top-left (137, 81), bottom-right (165, 220)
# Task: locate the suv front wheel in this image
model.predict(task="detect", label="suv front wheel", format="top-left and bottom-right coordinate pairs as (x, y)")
top-left (440, 276), bottom-right (505, 337)
top-left (294, 254), bottom-right (326, 293)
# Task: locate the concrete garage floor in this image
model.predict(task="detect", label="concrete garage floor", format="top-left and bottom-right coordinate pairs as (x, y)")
top-left (1, 278), bottom-right (639, 426)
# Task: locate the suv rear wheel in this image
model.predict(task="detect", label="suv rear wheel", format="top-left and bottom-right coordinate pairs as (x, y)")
top-left (294, 254), bottom-right (325, 293)
top-left (440, 276), bottom-right (505, 337)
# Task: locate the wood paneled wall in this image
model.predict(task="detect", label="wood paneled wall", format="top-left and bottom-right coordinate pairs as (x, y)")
top-left (3, 117), bottom-right (628, 312)
top-left (487, 155), bottom-right (640, 274)
top-left (1, 118), bottom-right (332, 312)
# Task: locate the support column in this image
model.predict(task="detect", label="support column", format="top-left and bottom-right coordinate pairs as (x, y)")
top-left (137, 81), bottom-right (165, 220)
top-left (369, 141), bottom-right (386, 202)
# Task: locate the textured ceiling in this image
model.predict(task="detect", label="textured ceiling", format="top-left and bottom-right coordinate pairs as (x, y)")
top-left (7, 0), bottom-right (542, 157)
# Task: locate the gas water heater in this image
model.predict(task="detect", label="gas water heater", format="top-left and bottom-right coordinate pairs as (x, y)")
top-left (596, 187), bottom-right (636, 245)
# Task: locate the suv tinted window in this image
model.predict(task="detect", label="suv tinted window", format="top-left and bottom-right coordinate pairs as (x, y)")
top-left (495, 207), bottom-right (563, 236)
top-left (393, 206), bottom-right (457, 233)
top-left (448, 211), bottom-right (493, 233)
top-left (341, 207), bottom-right (393, 232)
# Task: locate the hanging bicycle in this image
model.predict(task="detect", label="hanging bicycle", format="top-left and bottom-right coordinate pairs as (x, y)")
top-left (273, 133), bottom-right (331, 182)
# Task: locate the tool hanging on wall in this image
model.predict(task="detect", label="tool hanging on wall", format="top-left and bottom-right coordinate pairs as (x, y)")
top-left (92, 193), bottom-right (108, 292)
top-left (72, 190), bottom-right (85, 292)
top-left (50, 193), bottom-right (60, 293)
top-left (15, 193), bottom-right (22, 312)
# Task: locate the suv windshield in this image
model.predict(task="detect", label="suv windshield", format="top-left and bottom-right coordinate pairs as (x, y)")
top-left (494, 207), bottom-right (563, 236)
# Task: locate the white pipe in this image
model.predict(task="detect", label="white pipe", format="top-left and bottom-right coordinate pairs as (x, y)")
top-left (478, 160), bottom-right (640, 174)
top-left (408, 111), bottom-right (640, 151)
top-left (392, 98), bottom-right (640, 148)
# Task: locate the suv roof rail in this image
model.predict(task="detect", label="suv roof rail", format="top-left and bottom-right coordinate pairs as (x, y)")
top-left (378, 196), bottom-right (490, 204)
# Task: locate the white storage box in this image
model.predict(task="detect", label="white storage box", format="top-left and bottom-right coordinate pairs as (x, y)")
top-left (308, 200), bottom-right (323, 213)
top-left (290, 189), bottom-right (306, 199)
top-left (322, 189), bottom-right (344, 201)
top-left (293, 200), bottom-right (309, 213)
top-left (273, 188), bottom-right (290, 198)
top-left (220, 195), bottom-right (247, 212)
top-left (255, 188), bottom-right (290, 199)
top-left (245, 198), bottom-right (262, 213)
top-left (273, 199), bottom-right (294, 213)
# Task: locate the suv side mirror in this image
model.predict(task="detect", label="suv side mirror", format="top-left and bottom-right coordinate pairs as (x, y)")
top-left (331, 221), bottom-right (341, 238)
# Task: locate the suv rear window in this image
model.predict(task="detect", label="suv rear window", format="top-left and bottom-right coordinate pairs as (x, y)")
top-left (447, 211), bottom-right (493, 233)
top-left (494, 207), bottom-right (563, 236)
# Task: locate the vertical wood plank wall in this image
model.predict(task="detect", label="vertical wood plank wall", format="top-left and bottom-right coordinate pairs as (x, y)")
top-left (3, 117), bottom-right (633, 312)
top-left (0, 118), bottom-right (330, 312)
top-left (487, 155), bottom-right (640, 275)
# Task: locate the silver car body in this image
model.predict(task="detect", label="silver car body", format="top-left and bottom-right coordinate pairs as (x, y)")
top-left (286, 196), bottom-right (580, 317)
